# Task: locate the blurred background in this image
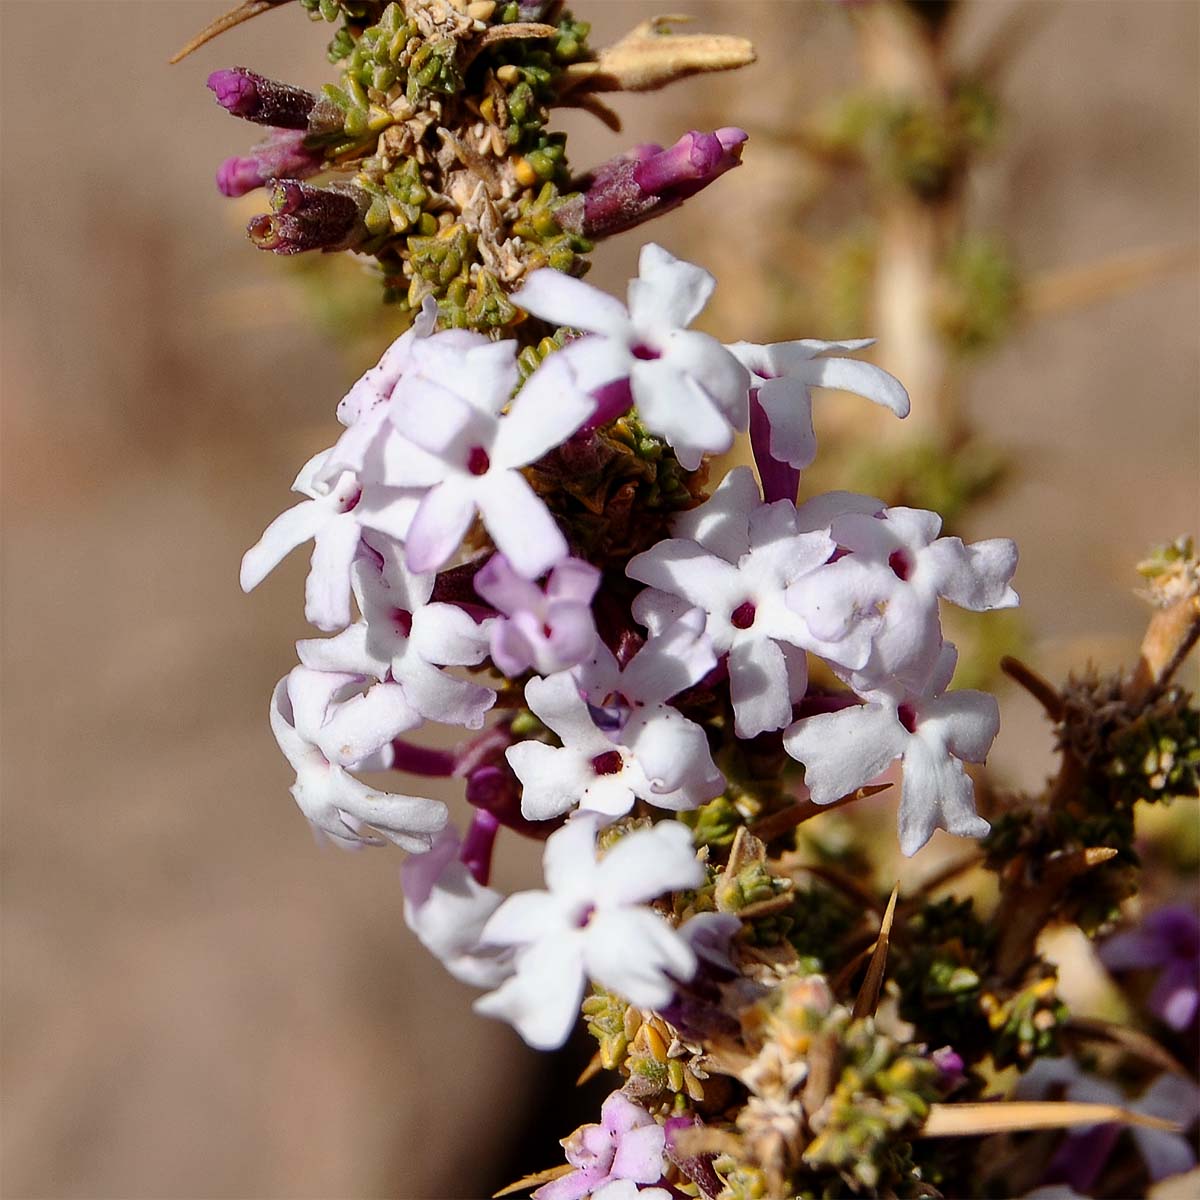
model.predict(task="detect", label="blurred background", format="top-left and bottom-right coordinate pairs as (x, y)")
top-left (1, 1), bottom-right (1196, 1196)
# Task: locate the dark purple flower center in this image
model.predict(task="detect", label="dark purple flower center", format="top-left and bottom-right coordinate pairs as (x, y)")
top-left (889, 549), bottom-right (913, 581)
top-left (393, 608), bottom-right (413, 639)
top-left (590, 749), bottom-right (624, 776)
top-left (631, 343), bottom-right (661, 361)
top-left (575, 903), bottom-right (597, 928)
top-left (730, 601), bottom-right (757, 630)
top-left (467, 445), bottom-right (491, 475)
top-left (898, 702), bottom-right (919, 734)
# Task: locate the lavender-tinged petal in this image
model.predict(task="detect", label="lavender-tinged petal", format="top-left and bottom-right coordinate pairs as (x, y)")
top-left (493, 352), bottom-right (595, 470)
top-left (922, 689), bottom-right (1001, 764)
top-left (584, 908), bottom-right (697, 1010)
top-left (514, 270), bottom-right (631, 339)
top-left (757, 375), bottom-right (817, 471)
top-left (398, 656), bottom-right (494, 730)
top-left (729, 635), bottom-right (793, 738)
top-left (240, 498), bottom-right (328, 592)
top-left (784, 701), bottom-right (907, 806)
top-left (593, 820), bottom-right (704, 908)
top-left (316, 683), bottom-right (422, 765)
top-left (304, 515), bottom-right (361, 631)
top-left (621, 609), bottom-right (716, 703)
top-left (609, 1122), bottom-right (667, 1185)
top-left (628, 243), bottom-right (716, 330)
top-left (672, 465), bottom-right (760, 559)
top-left (804, 353), bottom-right (910, 417)
top-left (474, 553), bottom-right (541, 616)
top-left (410, 602), bottom-right (491, 667)
top-left (923, 536), bottom-right (1020, 611)
top-left (899, 735), bottom-right (990, 856)
top-left (477, 469), bottom-right (568, 581)
top-left (404, 481), bottom-right (477, 574)
top-left (474, 933), bottom-right (586, 1050)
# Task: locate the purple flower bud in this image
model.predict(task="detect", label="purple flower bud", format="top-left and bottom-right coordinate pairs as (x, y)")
top-left (931, 1045), bottom-right (966, 1093)
top-left (207, 67), bottom-right (317, 130)
top-left (215, 129), bottom-right (326, 198)
top-left (558, 128), bottom-right (748, 240)
top-left (634, 127), bottom-right (748, 198)
top-left (247, 181), bottom-right (364, 255)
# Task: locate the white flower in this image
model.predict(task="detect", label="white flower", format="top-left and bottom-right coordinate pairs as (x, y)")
top-left (628, 468), bottom-right (876, 737)
top-left (270, 667), bottom-right (448, 851)
top-left (791, 495), bottom-right (1019, 694)
top-left (730, 338), bottom-right (909, 475)
top-left (296, 542), bottom-right (495, 758)
top-left (240, 448), bottom-right (423, 631)
top-left (386, 341), bottom-right (593, 578)
top-left (401, 826), bottom-right (513, 989)
top-left (514, 244), bottom-right (751, 471)
top-left (507, 614), bottom-right (724, 822)
top-left (474, 816), bottom-right (704, 1049)
top-left (783, 644), bottom-right (998, 856)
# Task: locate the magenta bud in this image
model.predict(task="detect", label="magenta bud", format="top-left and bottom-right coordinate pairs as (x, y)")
top-left (207, 67), bottom-right (317, 130)
top-left (215, 129), bottom-right (325, 198)
top-left (558, 128), bottom-right (748, 241)
top-left (633, 127), bottom-right (748, 198)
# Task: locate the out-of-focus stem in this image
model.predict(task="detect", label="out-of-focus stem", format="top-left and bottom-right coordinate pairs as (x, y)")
top-left (855, 0), bottom-right (963, 443)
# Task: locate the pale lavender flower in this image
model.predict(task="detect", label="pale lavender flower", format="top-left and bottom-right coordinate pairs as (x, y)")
top-left (474, 553), bottom-right (600, 676)
top-left (1100, 904), bottom-right (1200, 1031)
top-left (296, 543), bottom-right (495, 746)
top-left (514, 244), bottom-right (751, 470)
top-left (475, 816), bottom-right (703, 1049)
top-left (730, 339), bottom-right (909, 504)
top-left (240, 447), bottom-right (422, 631)
top-left (334, 297), bottom-right (440, 430)
top-left (533, 1091), bottom-right (668, 1200)
top-left (401, 825), bottom-right (513, 989)
top-left (628, 468), bottom-right (876, 737)
top-left (385, 345), bottom-right (592, 578)
top-left (270, 667), bottom-right (447, 851)
top-left (784, 643), bottom-right (998, 855)
top-left (1018, 1058), bottom-right (1200, 1190)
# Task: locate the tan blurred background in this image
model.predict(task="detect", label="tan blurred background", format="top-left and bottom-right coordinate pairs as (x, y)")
top-left (1, 1), bottom-right (1196, 1197)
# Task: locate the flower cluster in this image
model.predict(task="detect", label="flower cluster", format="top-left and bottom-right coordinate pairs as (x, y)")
top-left (201, 6), bottom-right (1199, 1197)
top-left (243, 241), bottom-right (1019, 1050)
